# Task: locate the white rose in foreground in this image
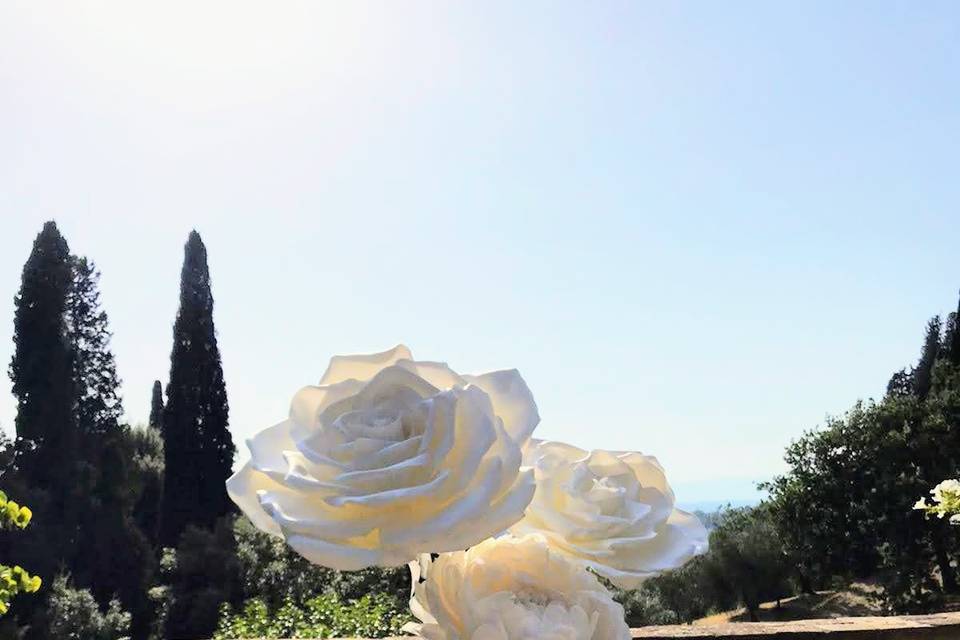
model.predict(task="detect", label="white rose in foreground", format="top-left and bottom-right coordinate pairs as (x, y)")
top-left (407, 534), bottom-right (630, 640)
top-left (510, 440), bottom-right (707, 589)
top-left (227, 345), bottom-right (539, 570)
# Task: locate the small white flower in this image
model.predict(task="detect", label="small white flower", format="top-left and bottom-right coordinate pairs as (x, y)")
top-left (510, 440), bottom-right (707, 589)
top-left (931, 479), bottom-right (960, 504)
top-left (914, 497), bottom-right (929, 510)
top-left (407, 535), bottom-right (631, 640)
top-left (227, 345), bottom-right (539, 570)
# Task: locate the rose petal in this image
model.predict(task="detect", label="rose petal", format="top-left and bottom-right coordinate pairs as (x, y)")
top-left (226, 463), bottom-right (283, 537)
top-left (319, 344), bottom-right (413, 385)
top-left (462, 369), bottom-right (540, 444)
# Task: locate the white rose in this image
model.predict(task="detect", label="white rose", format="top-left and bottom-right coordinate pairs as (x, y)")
top-left (931, 479), bottom-right (960, 503)
top-left (510, 440), bottom-right (707, 589)
top-left (407, 534), bottom-right (630, 640)
top-left (227, 345), bottom-right (539, 570)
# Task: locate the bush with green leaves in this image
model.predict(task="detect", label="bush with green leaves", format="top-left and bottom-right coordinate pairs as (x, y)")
top-left (45, 574), bottom-right (131, 640)
top-left (0, 490), bottom-right (41, 616)
top-left (609, 582), bottom-right (678, 627)
top-left (233, 516), bottom-right (410, 607)
top-left (213, 592), bottom-right (412, 639)
top-left (762, 308), bottom-right (960, 613)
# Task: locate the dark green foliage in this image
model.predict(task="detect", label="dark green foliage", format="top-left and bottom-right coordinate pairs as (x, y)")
top-left (84, 427), bottom-right (156, 639)
top-left (68, 257), bottom-right (124, 442)
top-left (914, 317), bottom-right (942, 401)
top-left (887, 368), bottom-right (914, 398)
top-left (129, 426), bottom-right (164, 549)
top-left (9, 221), bottom-right (76, 492)
top-left (157, 514), bottom-right (411, 639)
top-left (148, 382), bottom-right (163, 430)
top-left (42, 575), bottom-right (131, 640)
top-left (765, 298), bottom-right (960, 613)
top-left (233, 517), bottom-right (336, 610)
top-left (631, 506), bottom-right (790, 624)
top-left (700, 506), bottom-right (793, 621)
top-left (642, 554), bottom-right (727, 623)
top-left (215, 520), bottom-right (411, 640)
top-left (608, 580), bottom-right (678, 627)
top-left (65, 257), bottom-right (155, 638)
top-left (233, 515), bottom-right (408, 604)
top-left (948, 296), bottom-right (960, 365)
top-left (5, 224), bottom-right (83, 636)
top-left (160, 231), bottom-right (235, 547)
top-left (164, 518), bottom-right (241, 640)
top-left (5, 225), bottom-right (162, 639)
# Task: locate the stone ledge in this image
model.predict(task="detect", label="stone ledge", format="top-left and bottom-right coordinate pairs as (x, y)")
top-left (630, 612), bottom-right (960, 639)
top-left (290, 612), bottom-right (960, 640)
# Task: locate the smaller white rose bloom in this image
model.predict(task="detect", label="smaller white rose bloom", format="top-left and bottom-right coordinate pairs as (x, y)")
top-left (407, 534), bottom-right (630, 640)
top-left (510, 440), bottom-right (708, 589)
top-left (227, 345), bottom-right (539, 570)
top-left (931, 479), bottom-right (960, 503)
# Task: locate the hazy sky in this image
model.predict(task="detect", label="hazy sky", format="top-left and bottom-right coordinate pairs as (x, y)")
top-left (2, 2), bottom-right (958, 503)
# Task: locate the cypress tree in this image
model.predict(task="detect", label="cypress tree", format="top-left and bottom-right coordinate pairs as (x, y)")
top-left (149, 380), bottom-right (164, 429)
top-left (65, 255), bottom-right (156, 630)
top-left (68, 257), bottom-right (124, 445)
top-left (160, 231), bottom-right (235, 547)
top-left (913, 316), bottom-right (942, 401)
top-left (948, 291), bottom-right (960, 366)
top-left (9, 221), bottom-right (76, 490)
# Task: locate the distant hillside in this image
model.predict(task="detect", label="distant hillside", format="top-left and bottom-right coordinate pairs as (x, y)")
top-left (672, 477), bottom-right (767, 509)
top-left (678, 499), bottom-right (759, 514)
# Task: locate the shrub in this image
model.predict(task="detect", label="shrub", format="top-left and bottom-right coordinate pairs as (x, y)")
top-left (213, 592), bottom-right (412, 639)
top-left (233, 516), bottom-right (410, 607)
top-left (45, 575), bottom-right (131, 640)
top-left (612, 584), bottom-right (678, 627)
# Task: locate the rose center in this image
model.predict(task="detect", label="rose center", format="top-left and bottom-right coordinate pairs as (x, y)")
top-left (335, 407), bottom-right (406, 441)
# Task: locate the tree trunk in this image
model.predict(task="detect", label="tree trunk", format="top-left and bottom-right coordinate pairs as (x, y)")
top-left (933, 531), bottom-right (958, 593)
top-left (797, 568), bottom-right (816, 595)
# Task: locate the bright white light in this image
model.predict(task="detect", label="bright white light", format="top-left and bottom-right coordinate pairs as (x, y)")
top-left (9, 1), bottom-right (397, 110)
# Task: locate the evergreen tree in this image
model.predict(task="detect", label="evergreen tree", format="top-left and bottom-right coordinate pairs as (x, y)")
top-left (65, 256), bottom-right (156, 633)
top-left (149, 380), bottom-right (164, 429)
top-left (67, 257), bottom-right (125, 477)
top-left (886, 367), bottom-right (914, 398)
top-left (160, 231), bottom-right (235, 547)
top-left (948, 292), bottom-right (960, 366)
top-left (914, 316), bottom-right (943, 401)
top-left (8, 221), bottom-right (76, 491)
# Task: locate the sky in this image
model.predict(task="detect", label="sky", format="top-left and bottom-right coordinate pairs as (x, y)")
top-left (1, 2), bottom-right (959, 504)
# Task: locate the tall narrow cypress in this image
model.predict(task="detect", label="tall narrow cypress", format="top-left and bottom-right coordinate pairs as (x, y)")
top-left (68, 256), bottom-right (124, 441)
top-left (913, 316), bottom-right (943, 401)
top-left (160, 231), bottom-right (235, 547)
top-left (948, 291), bottom-right (960, 366)
top-left (9, 221), bottom-right (76, 490)
top-left (149, 380), bottom-right (164, 428)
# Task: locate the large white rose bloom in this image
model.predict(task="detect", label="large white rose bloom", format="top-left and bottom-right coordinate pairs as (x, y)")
top-left (407, 534), bottom-right (631, 640)
top-left (227, 345), bottom-right (539, 570)
top-left (510, 440), bottom-right (707, 589)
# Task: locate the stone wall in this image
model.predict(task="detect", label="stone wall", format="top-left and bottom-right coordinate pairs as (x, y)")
top-left (307, 612), bottom-right (960, 640)
top-left (630, 612), bottom-right (960, 639)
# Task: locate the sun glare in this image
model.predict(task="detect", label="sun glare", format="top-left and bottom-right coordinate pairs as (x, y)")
top-left (22, 2), bottom-right (388, 109)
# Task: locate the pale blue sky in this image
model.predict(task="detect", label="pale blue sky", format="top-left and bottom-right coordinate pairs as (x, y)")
top-left (2, 2), bottom-right (958, 503)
